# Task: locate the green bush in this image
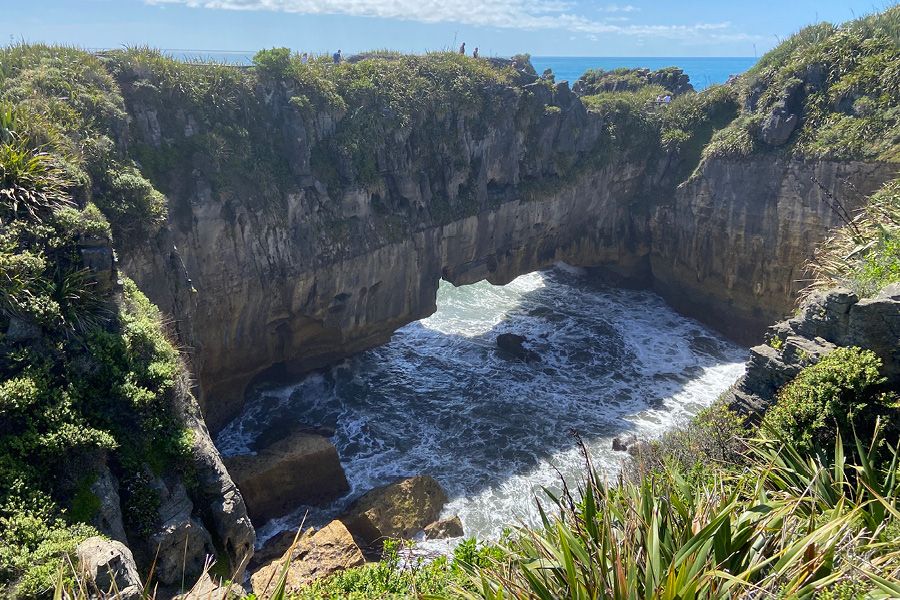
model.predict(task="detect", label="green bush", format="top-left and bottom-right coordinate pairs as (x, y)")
top-left (761, 347), bottom-right (892, 454)
top-left (708, 7), bottom-right (900, 161)
top-left (94, 166), bottom-right (167, 241)
top-left (629, 402), bottom-right (749, 486)
top-left (252, 47), bottom-right (293, 78)
top-left (457, 426), bottom-right (900, 600)
top-left (295, 536), bottom-right (503, 599)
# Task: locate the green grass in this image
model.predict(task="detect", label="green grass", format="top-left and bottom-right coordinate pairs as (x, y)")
top-left (0, 82), bottom-right (197, 596)
top-left (806, 178), bottom-right (900, 298)
top-left (708, 7), bottom-right (900, 161)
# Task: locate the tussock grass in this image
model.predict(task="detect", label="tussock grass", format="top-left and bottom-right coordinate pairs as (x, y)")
top-left (804, 178), bottom-right (900, 299)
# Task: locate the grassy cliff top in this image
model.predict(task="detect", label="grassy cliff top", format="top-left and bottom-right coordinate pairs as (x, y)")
top-left (702, 6), bottom-right (900, 161)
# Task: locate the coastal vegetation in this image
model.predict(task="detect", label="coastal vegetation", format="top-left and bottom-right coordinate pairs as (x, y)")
top-left (0, 5), bottom-right (898, 599)
top-left (0, 46), bottom-right (195, 597)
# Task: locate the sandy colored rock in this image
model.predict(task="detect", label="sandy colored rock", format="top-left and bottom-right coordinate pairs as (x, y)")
top-left (174, 573), bottom-right (245, 600)
top-left (424, 515), bottom-right (464, 540)
top-left (342, 475), bottom-right (448, 544)
top-left (224, 431), bottom-right (349, 523)
top-left (250, 521), bottom-right (365, 598)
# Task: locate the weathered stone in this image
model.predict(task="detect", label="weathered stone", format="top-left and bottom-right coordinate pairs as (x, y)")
top-left (147, 478), bottom-right (215, 586)
top-left (249, 529), bottom-right (308, 571)
top-left (612, 435), bottom-right (636, 452)
top-left (424, 516), bottom-right (464, 540)
top-left (90, 465), bottom-right (128, 543)
top-left (249, 521), bottom-right (365, 598)
top-left (174, 573), bottom-right (245, 600)
top-left (848, 283), bottom-right (900, 380)
top-left (727, 283), bottom-right (900, 417)
top-left (760, 105), bottom-right (799, 146)
top-left (224, 431), bottom-right (349, 523)
top-left (182, 400), bottom-right (256, 569)
top-left (496, 333), bottom-right (540, 363)
top-left (651, 158), bottom-right (894, 345)
top-left (341, 475), bottom-right (448, 544)
top-left (76, 537), bottom-right (143, 600)
top-left (117, 63), bottom-right (894, 431)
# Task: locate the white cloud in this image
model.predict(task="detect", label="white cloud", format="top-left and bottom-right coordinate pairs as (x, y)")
top-left (598, 4), bottom-right (638, 12)
top-left (145, 0), bottom-right (748, 40)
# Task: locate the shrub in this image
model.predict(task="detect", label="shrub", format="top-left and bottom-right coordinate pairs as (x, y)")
top-left (252, 47), bottom-right (293, 78)
top-left (456, 426), bottom-right (900, 600)
top-left (761, 347), bottom-right (891, 455)
top-left (629, 402), bottom-right (749, 485)
top-left (94, 166), bottom-right (167, 242)
top-left (296, 537), bottom-right (503, 599)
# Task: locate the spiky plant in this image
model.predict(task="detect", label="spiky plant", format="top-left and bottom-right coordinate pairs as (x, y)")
top-left (452, 428), bottom-right (900, 600)
top-left (803, 178), bottom-right (900, 300)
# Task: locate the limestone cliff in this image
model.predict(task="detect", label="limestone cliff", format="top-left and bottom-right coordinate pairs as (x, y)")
top-left (727, 284), bottom-right (900, 417)
top-left (651, 158), bottom-right (896, 343)
top-left (111, 57), bottom-right (895, 431)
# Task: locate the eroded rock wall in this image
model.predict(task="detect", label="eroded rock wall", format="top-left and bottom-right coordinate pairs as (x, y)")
top-left (120, 76), bottom-right (657, 431)
top-left (117, 68), bottom-right (895, 431)
top-left (651, 158), bottom-right (896, 344)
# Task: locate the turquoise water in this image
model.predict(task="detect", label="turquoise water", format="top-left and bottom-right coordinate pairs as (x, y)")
top-left (169, 52), bottom-right (755, 89)
top-left (531, 56), bottom-right (757, 90)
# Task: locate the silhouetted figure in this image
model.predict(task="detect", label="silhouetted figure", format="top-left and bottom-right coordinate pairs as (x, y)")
top-left (333, 49), bottom-right (342, 64)
top-left (473, 47), bottom-right (479, 58)
top-left (301, 52), bottom-right (309, 65)
top-left (459, 42), bottom-right (466, 55)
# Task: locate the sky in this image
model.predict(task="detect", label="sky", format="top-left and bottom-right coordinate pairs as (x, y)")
top-left (3, 0), bottom-right (894, 57)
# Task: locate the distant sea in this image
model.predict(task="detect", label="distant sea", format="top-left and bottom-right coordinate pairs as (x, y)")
top-left (167, 51), bottom-right (757, 90)
top-left (531, 56), bottom-right (758, 90)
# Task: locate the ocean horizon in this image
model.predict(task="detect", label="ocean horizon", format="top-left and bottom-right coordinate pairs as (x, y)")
top-left (160, 50), bottom-right (758, 89)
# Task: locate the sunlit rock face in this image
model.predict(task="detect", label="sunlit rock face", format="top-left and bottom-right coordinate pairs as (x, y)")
top-left (115, 65), bottom-right (894, 431)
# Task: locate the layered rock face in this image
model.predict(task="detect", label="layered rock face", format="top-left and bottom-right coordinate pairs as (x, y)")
top-left (116, 66), bottom-right (895, 431)
top-left (651, 158), bottom-right (896, 344)
top-left (727, 284), bottom-right (900, 416)
top-left (120, 75), bottom-right (655, 430)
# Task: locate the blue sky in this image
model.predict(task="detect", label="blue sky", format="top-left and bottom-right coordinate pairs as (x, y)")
top-left (4, 0), bottom-right (892, 57)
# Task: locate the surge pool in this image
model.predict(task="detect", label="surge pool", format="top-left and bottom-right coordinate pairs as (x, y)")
top-left (217, 265), bottom-right (746, 545)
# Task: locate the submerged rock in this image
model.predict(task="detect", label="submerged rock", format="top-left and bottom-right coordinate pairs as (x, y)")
top-left (424, 515), bottom-right (464, 540)
top-left (76, 537), bottom-right (143, 600)
top-left (224, 431), bottom-right (350, 523)
top-left (496, 333), bottom-right (541, 363)
top-left (341, 475), bottom-right (448, 545)
top-left (249, 520), bottom-right (365, 598)
top-left (612, 435), bottom-right (638, 452)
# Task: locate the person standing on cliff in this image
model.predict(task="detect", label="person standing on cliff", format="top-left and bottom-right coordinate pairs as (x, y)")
top-left (473, 47), bottom-right (479, 58)
top-left (301, 52), bottom-right (309, 65)
top-left (459, 42), bottom-right (466, 55)
top-left (333, 49), bottom-right (342, 64)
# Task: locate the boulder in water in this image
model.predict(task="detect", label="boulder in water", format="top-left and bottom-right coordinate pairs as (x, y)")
top-left (341, 475), bottom-right (448, 545)
top-left (496, 333), bottom-right (541, 363)
top-left (249, 520), bottom-right (365, 597)
top-left (612, 435), bottom-right (638, 452)
top-left (424, 515), bottom-right (464, 540)
top-left (224, 431), bottom-right (350, 523)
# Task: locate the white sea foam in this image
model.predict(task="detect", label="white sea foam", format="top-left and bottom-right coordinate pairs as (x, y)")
top-left (217, 266), bottom-right (746, 547)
